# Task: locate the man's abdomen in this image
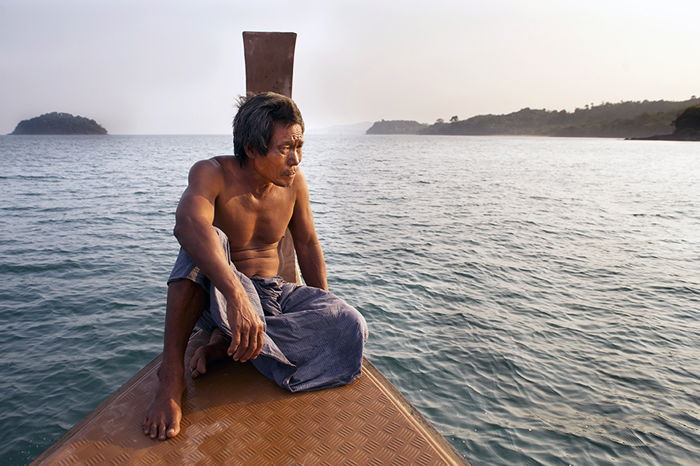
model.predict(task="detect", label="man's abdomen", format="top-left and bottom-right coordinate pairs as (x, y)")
top-left (231, 245), bottom-right (281, 278)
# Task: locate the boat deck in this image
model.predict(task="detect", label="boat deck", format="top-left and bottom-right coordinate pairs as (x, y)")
top-left (33, 331), bottom-right (466, 465)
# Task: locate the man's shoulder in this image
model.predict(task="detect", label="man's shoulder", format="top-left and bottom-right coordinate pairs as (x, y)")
top-left (187, 157), bottom-right (233, 191)
top-left (292, 168), bottom-right (310, 194)
top-left (194, 156), bottom-right (236, 171)
top-left (189, 156), bottom-right (237, 179)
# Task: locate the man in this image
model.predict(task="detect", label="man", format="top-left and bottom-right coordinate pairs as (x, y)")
top-left (142, 92), bottom-right (368, 441)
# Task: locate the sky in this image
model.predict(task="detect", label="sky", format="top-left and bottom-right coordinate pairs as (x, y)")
top-left (1, 0), bottom-right (699, 134)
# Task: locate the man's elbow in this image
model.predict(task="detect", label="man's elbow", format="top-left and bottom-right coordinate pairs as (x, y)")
top-left (295, 238), bottom-right (323, 258)
top-left (173, 216), bottom-right (194, 240)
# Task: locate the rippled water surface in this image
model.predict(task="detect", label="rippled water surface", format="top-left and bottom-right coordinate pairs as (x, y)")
top-left (1, 134), bottom-right (698, 465)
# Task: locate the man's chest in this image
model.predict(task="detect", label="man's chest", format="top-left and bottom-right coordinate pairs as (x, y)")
top-left (213, 191), bottom-right (295, 246)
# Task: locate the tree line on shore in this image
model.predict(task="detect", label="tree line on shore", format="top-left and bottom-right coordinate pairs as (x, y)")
top-left (366, 97), bottom-right (700, 139)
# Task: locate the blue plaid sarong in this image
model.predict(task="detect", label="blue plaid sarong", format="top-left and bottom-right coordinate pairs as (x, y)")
top-left (168, 228), bottom-right (368, 392)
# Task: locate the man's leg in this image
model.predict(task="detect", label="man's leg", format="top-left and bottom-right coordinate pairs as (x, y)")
top-left (142, 278), bottom-right (206, 440)
top-left (252, 281), bottom-right (368, 392)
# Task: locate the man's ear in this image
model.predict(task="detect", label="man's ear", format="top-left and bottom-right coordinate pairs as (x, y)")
top-left (245, 144), bottom-right (258, 159)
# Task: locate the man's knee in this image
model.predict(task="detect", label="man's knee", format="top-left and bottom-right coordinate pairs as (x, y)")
top-left (168, 276), bottom-right (203, 290)
top-left (167, 278), bottom-right (208, 309)
top-left (335, 301), bottom-right (368, 343)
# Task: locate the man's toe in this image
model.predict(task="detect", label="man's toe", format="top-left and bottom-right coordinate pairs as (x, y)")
top-left (197, 358), bottom-right (207, 375)
top-left (166, 424), bottom-right (179, 438)
top-left (149, 423), bottom-right (159, 439)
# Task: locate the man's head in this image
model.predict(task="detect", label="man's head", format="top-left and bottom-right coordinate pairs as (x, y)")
top-left (233, 92), bottom-right (305, 165)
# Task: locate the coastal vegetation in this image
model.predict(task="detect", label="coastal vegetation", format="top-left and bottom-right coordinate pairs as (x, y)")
top-left (11, 112), bottom-right (107, 135)
top-left (367, 97), bottom-right (700, 139)
top-left (673, 105), bottom-right (700, 136)
top-left (630, 104), bottom-right (700, 140)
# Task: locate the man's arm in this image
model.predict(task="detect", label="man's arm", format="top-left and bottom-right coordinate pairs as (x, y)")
top-left (288, 170), bottom-right (328, 291)
top-left (174, 160), bottom-right (264, 362)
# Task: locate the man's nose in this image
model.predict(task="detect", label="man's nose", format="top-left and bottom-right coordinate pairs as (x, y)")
top-left (288, 148), bottom-right (301, 166)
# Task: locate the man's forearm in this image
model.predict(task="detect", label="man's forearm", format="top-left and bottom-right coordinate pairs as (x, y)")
top-left (295, 240), bottom-right (328, 290)
top-left (173, 219), bottom-right (248, 304)
top-left (174, 217), bottom-right (264, 361)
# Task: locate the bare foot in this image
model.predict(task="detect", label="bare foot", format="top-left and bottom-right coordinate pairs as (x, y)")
top-left (189, 328), bottom-right (231, 379)
top-left (142, 374), bottom-right (184, 441)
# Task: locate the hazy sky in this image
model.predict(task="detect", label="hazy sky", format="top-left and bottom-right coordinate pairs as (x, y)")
top-left (1, 0), bottom-right (698, 134)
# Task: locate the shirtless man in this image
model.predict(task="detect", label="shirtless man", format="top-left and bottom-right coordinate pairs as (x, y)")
top-left (142, 92), bottom-right (367, 440)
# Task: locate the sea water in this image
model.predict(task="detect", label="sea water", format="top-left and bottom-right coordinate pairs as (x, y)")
top-left (0, 134), bottom-right (698, 465)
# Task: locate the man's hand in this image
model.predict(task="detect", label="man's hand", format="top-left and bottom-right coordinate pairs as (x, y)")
top-left (226, 297), bottom-right (264, 363)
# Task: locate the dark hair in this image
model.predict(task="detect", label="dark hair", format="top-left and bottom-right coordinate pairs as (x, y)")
top-left (233, 92), bottom-right (305, 165)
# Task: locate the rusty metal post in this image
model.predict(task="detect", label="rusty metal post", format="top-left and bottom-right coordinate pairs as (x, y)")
top-left (243, 31), bottom-right (301, 284)
top-left (243, 32), bottom-right (297, 97)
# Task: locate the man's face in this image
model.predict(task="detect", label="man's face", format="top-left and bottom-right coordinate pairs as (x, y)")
top-left (252, 122), bottom-right (303, 187)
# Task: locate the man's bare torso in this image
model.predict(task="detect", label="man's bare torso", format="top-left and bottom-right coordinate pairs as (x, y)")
top-left (210, 156), bottom-right (297, 278)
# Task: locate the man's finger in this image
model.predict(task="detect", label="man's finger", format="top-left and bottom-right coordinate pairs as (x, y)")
top-left (228, 331), bottom-right (240, 357)
top-left (253, 327), bottom-right (264, 359)
top-left (233, 328), bottom-right (250, 361)
top-left (240, 326), bottom-right (259, 362)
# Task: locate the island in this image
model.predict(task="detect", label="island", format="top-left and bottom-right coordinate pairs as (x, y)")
top-left (367, 97), bottom-right (700, 139)
top-left (11, 112), bottom-right (107, 135)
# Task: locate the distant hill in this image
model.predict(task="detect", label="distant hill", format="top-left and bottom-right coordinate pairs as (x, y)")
top-left (11, 112), bottom-right (107, 135)
top-left (366, 120), bottom-right (428, 135)
top-left (368, 97), bottom-right (700, 139)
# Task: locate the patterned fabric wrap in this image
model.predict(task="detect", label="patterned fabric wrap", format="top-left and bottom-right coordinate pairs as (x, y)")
top-left (168, 228), bottom-right (368, 392)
